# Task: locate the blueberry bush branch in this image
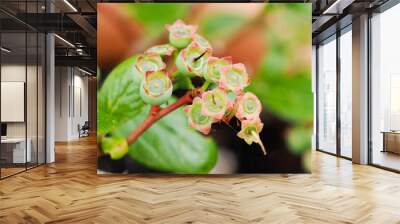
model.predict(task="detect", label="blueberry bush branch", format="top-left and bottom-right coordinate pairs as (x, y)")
top-left (126, 90), bottom-right (197, 145)
top-left (102, 19), bottom-right (266, 160)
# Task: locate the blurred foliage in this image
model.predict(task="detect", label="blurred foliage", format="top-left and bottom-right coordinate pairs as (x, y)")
top-left (199, 14), bottom-right (246, 41)
top-left (249, 3), bottom-right (312, 154)
top-left (250, 58), bottom-right (313, 124)
top-left (98, 56), bottom-right (217, 173)
top-left (288, 126), bottom-right (313, 155)
top-left (126, 4), bottom-right (190, 39)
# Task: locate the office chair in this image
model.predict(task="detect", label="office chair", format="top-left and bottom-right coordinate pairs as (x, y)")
top-left (79, 121), bottom-right (90, 138)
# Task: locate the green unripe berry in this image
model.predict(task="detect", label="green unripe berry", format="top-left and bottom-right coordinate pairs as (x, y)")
top-left (101, 136), bottom-right (128, 160)
top-left (140, 71), bottom-right (173, 105)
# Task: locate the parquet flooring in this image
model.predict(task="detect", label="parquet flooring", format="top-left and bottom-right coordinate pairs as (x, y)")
top-left (1, 167), bottom-right (26, 178)
top-left (1, 136), bottom-right (400, 223)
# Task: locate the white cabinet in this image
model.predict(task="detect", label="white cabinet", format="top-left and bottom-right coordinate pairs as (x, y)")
top-left (1, 138), bottom-right (32, 163)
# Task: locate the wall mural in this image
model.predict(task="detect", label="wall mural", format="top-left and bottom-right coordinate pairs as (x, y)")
top-left (97, 3), bottom-right (312, 174)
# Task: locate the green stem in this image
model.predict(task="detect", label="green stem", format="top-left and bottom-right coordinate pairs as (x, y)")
top-left (172, 49), bottom-right (179, 63)
top-left (171, 71), bottom-right (180, 79)
top-left (200, 81), bottom-right (211, 92)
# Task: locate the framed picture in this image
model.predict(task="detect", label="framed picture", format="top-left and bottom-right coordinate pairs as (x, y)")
top-left (97, 3), bottom-right (312, 174)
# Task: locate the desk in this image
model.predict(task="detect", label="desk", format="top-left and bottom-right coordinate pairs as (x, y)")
top-left (382, 131), bottom-right (400, 154)
top-left (1, 138), bottom-right (31, 163)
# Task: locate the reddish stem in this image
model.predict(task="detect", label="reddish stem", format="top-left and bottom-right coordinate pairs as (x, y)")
top-left (126, 91), bottom-right (195, 144)
top-left (150, 105), bottom-right (161, 115)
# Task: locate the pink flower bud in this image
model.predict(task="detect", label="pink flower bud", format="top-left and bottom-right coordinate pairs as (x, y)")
top-left (235, 92), bottom-right (262, 121)
top-left (184, 97), bottom-right (213, 135)
top-left (139, 71), bottom-right (173, 105)
top-left (134, 54), bottom-right (166, 77)
top-left (219, 63), bottom-right (249, 93)
top-left (176, 41), bottom-right (210, 77)
top-left (237, 118), bottom-right (266, 155)
top-left (201, 88), bottom-right (229, 121)
top-left (193, 34), bottom-right (212, 51)
top-left (145, 44), bottom-right (176, 56)
top-left (204, 56), bottom-right (232, 83)
top-left (165, 20), bottom-right (197, 49)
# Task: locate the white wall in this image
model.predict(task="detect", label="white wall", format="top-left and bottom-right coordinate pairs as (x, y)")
top-left (54, 67), bottom-right (89, 141)
top-left (72, 73), bottom-right (89, 138)
top-left (1, 65), bottom-right (26, 139)
top-left (55, 66), bottom-right (70, 141)
top-left (1, 65), bottom-right (39, 138)
top-left (1, 63), bottom-right (46, 164)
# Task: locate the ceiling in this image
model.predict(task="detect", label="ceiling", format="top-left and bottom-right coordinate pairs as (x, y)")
top-left (1, 0), bottom-right (97, 73)
top-left (0, 0), bottom-right (395, 71)
top-left (311, 0), bottom-right (391, 43)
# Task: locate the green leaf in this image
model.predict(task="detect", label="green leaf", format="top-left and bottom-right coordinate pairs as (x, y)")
top-left (287, 126), bottom-right (312, 155)
top-left (98, 56), bottom-right (218, 173)
top-left (114, 104), bottom-right (218, 174)
top-left (97, 56), bottom-right (146, 135)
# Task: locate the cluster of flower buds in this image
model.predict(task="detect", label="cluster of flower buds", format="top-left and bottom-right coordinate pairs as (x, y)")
top-left (135, 20), bottom-right (266, 155)
top-left (183, 61), bottom-right (265, 154)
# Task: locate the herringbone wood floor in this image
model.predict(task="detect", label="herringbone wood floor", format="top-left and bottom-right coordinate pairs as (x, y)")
top-left (1, 136), bottom-right (400, 224)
